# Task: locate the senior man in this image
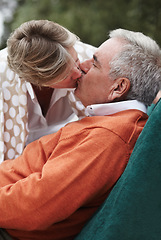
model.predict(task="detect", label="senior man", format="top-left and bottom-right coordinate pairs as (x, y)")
top-left (0, 28), bottom-right (161, 240)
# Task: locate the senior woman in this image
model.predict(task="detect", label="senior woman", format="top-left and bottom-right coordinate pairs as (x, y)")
top-left (0, 19), bottom-right (96, 162)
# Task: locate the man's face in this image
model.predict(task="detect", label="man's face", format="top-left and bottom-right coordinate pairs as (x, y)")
top-left (75, 38), bottom-right (124, 107)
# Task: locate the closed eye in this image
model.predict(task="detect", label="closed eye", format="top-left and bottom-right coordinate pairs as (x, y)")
top-left (93, 54), bottom-right (101, 68)
top-left (93, 62), bottom-right (97, 67)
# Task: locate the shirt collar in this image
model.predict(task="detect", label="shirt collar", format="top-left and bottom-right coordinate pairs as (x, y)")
top-left (85, 100), bottom-right (147, 116)
top-left (26, 82), bottom-right (71, 103)
top-left (51, 88), bottom-right (71, 104)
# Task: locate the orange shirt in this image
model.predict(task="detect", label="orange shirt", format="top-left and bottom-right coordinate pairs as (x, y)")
top-left (0, 110), bottom-right (147, 240)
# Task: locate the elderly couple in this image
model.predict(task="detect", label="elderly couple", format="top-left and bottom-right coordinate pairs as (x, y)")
top-left (0, 19), bottom-right (160, 240)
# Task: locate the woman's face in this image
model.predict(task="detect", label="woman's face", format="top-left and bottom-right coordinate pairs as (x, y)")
top-left (45, 47), bottom-right (82, 89)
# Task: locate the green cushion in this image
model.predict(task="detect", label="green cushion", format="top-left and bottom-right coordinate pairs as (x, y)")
top-left (147, 103), bottom-right (155, 116)
top-left (75, 100), bottom-right (161, 240)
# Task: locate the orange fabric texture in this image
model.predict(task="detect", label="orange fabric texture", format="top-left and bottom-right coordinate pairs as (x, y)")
top-left (0, 110), bottom-right (147, 240)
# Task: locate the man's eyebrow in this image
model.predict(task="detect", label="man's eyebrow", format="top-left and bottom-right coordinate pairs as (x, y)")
top-left (93, 54), bottom-right (101, 67)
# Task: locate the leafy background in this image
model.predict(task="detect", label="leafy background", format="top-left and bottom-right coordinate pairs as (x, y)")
top-left (0, 0), bottom-right (161, 49)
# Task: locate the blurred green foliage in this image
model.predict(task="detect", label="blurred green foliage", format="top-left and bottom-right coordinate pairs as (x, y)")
top-left (2, 0), bottom-right (161, 48)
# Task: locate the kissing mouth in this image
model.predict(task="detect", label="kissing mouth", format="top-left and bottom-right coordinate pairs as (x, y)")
top-left (76, 70), bottom-right (85, 88)
top-left (76, 76), bottom-right (82, 88)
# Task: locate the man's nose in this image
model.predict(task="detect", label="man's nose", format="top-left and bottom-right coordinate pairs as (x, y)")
top-left (80, 59), bottom-right (92, 74)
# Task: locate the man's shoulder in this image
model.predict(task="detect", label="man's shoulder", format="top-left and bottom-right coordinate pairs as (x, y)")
top-left (61, 109), bottom-right (147, 143)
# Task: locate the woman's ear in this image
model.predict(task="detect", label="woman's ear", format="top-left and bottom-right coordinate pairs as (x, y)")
top-left (109, 78), bottom-right (130, 102)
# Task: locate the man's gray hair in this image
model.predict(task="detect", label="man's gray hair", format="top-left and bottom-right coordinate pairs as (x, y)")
top-left (109, 29), bottom-right (161, 106)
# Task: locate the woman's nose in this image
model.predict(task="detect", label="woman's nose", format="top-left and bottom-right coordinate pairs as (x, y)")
top-left (72, 66), bottom-right (82, 79)
top-left (80, 59), bottom-right (92, 73)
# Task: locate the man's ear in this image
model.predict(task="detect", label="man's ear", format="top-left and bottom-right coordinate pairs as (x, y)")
top-left (109, 78), bottom-right (130, 102)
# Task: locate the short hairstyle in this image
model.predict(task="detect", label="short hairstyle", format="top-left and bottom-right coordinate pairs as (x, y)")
top-left (7, 20), bottom-right (79, 86)
top-left (109, 29), bottom-right (161, 106)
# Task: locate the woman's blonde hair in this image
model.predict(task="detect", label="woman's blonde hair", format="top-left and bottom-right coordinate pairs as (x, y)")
top-left (7, 20), bottom-right (79, 86)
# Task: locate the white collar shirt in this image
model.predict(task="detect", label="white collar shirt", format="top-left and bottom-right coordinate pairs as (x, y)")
top-left (26, 83), bottom-right (78, 145)
top-left (85, 100), bottom-right (147, 117)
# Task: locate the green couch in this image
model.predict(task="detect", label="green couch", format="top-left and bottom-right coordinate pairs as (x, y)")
top-left (75, 100), bottom-right (161, 240)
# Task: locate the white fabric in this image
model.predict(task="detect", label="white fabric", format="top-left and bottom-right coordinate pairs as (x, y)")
top-left (85, 100), bottom-right (147, 117)
top-left (26, 86), bottom-right (78, 144)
